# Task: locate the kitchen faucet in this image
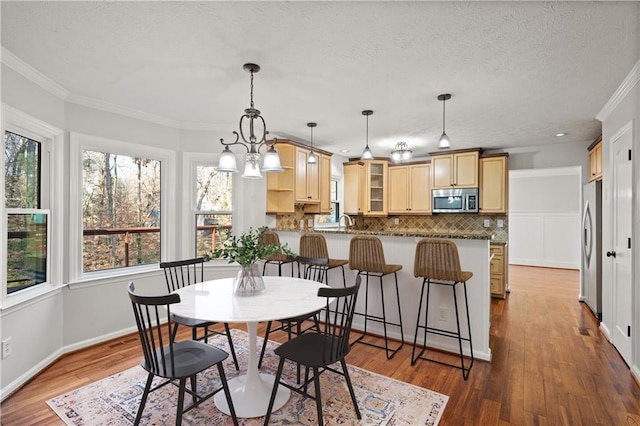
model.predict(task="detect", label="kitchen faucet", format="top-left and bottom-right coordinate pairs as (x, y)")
top-left (338, 214), bottom-right (353, 230)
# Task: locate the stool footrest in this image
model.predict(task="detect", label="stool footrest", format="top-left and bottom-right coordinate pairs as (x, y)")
top-left (416, 325), bottom-right (472, 342)
top-left (354, 311), bottom-right (403, 329)
top-left (411, 347), bottom-right (473, 380)
top-left (350, 331), bottom-right (404, 359)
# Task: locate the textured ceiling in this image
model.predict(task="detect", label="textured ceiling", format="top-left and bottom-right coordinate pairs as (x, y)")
top-left (2, 1), bottom-right (639, 158)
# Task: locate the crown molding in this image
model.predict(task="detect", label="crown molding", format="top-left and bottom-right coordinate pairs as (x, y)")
top-left (1, 47), bottom-right (69, 99)
top-left (2, 47), bottom-right (239, 132)
top-left (66, 93), bottom-right (184, 129)
top-left (596, 58), bottom-right (640, 122)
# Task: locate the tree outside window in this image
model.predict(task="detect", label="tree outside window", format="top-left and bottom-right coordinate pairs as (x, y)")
top-left (195, 165), bottom-right (233, 257)
top-left (4, 131), bottom-right (47, 293)
top-left (82, 150), bottom-right (161, 272)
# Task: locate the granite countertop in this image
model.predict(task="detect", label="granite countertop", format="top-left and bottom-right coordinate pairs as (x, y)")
top-left (280, 227), bottom-right (508, 244)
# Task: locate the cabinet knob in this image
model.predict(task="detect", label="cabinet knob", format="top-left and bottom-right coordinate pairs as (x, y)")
top-left (606, 251), bottom-right (616, 258)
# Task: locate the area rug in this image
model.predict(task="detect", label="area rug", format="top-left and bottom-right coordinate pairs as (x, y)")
top-left (47, 329), bottom-right (447, 425)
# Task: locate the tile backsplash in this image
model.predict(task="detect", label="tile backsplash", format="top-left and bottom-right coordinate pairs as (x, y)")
top-left (275, 205), bottom-right (508, 242)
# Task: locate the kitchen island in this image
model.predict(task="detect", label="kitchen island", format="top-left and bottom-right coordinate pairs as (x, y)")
top-left (275, 229), bottom-right (494, 362)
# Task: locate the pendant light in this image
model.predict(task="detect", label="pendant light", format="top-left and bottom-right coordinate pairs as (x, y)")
top-left (437, 93), bottom-right (451, 149)
top-left (307, 122), bottom-right (318, 164)
top-left (361, 110), bottom-right (374, 160)
top-left (217, 63), bottom-right (283, 178)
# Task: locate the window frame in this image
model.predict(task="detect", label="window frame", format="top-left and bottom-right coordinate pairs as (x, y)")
top-left (69, 132), bottom-right (176, 283)
top-left (182, 152), bottom-right (236, 262)
top-left (1, 105), bottom-right (63, 308)
top-left (314, 177), bottom-right (341, 228)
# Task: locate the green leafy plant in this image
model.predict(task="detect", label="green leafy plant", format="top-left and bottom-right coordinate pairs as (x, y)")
top-left (205, 226), bottom-right (296, 268)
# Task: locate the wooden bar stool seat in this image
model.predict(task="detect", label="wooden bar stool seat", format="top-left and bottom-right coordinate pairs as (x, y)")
top-left (411, 239), bottom-right (474, 380)
top-left (348, 236), bottom-right (404, 359)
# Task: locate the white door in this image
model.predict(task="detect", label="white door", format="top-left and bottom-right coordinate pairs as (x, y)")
top-left (610, 125), bottom-right (633, 365)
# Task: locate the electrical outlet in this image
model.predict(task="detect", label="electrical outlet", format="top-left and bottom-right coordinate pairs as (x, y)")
top-left (2, 337), bottom-right (12, 359)
top-left (483, 219), bottom-right (490, 228)
top-left (394, 218), bottom-right (400, 225)
top-left (497, 219), bottom-right (504, 228)
top-left (438, 307), bottom-right (447, 322)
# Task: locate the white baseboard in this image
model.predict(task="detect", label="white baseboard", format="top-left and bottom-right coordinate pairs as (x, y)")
top-left (599, 322), bottom-right (611, 341)
top-left (1, 325), bottom-right (138, 402)
top-left (0, 348), bottom-right (64, 401)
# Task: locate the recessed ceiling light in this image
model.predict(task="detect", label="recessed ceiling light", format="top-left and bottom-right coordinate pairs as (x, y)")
top-left (556, 133), bottom-right (567, 137)
top-left (340, 149), bottom-right (349, 153)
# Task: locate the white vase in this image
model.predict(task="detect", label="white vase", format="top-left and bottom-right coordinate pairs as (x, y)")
top-left (235, 263), bottom-right (266, 296)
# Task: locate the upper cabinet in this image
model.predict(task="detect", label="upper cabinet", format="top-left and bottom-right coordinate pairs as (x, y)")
top-left (343, 159), bottom-right (388, 216)
top-left (588, 136), bottom-right (602, 181)
top-left (343, 161), bottom-right (365, 215)
top-left (366, 160), bottom-right (388, 216)
top-left (295, 146), bottom-right (319, 203)
top-left (388, 162), bottom-right (431, 214)
top-left (304, 153), bottom-right (332, 214)
top-left (430, 149), bottom-right (480, 189)
top-left (479, 153), bottom-right (509, 214)
top-left (266, 139), bottom-right (331, 214)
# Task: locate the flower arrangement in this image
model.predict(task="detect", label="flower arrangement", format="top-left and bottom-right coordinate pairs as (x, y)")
top-left (206, 226), bottom-right (295, 268)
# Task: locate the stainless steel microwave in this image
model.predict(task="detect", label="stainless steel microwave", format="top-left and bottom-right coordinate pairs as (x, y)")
top-left (432, 188), bottom-right (479, 213)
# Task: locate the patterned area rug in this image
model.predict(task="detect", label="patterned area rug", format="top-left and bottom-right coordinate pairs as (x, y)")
top-left (47, 329), bottom-right (447, 425)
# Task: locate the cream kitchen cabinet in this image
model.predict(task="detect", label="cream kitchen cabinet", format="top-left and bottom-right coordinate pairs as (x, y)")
top-left (304, 153), bottom-right (332, 214)
top-left (479, 153), bottom-right (508, 214)
top-left (588, 136), bottom-right (602, 181)
top-left (431, 149), bottom-right (480, 189)
top-left (266, 139), bottom-right (331, 214)
top-left (343, 161), bottom-right (365, 215)
top-left (343, 159), bottom-right (387, 216)
top-left (490, 243), bottom-right (508, 299)
top-left (388, 162), bottom-right (431, 214)
top-left (295, 146), bottom-right (319, 203)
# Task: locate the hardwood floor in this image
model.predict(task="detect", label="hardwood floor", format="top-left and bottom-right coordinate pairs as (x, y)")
top-left (2, 265), bottom-right (640, 425)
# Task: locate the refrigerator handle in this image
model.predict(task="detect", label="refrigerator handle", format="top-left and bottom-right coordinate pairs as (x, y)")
top-left (582, 201), bottom-right (592, 265)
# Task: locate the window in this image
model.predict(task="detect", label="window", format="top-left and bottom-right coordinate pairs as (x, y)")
top-left (81, 151), bottom-right (161, 272)
top-left (4, 131), bottom-right (48, 294)
top-left (314, 179), bottom-right (340, 226)
top-left (194, 165), bottom-right (233, 257)
top-left (70, 133), bottom-right (174, 280)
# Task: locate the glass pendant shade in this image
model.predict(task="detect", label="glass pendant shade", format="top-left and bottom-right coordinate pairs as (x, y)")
top-left (307, 150), bottom-right (318, 164)
top-left (242, 153), bottom-right (262, 178)
top-left (361, 146), bottom-right (374, 160)
top-left (262, 145), bottom-right (284, 172)
top-left (438, 132), bottom-right (450, 149)
top-left (217, 146), bottom-right (239, 173)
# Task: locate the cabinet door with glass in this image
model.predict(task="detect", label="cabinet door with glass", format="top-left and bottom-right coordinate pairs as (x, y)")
top-left (365, 160), bottom-right (388, 216)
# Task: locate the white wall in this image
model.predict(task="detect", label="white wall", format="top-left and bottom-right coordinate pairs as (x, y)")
top-left (1, 65), bottom-right (66, 397)
top-left (508, 167), bottom-right (582, 269)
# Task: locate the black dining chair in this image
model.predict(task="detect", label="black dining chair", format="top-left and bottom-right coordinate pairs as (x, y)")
top-left (127, 282), bottom-right (239, 426)
top-left (263, 276), bottom-right (362, 426)
top-left (258, 256), bottom-right (327, 372)
top-left (160, 257), bottom-right (239, 370)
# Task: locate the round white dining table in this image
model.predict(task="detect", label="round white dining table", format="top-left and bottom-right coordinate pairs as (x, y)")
top-left (170, 275), bottom-right (329, 418)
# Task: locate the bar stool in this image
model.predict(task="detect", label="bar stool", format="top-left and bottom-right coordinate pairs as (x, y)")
top-left (299, 233), bottom-right (348, 287)
top-left (261, 230), bottom-right (295, 277)
top-left (411, 239), bottom-right (474, 380)
top-left (348, 236), bottom-right (404, 359)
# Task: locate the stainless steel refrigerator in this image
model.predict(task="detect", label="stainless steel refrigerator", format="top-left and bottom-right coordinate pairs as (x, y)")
top-left (582, 180), bottom-right (602, 320)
